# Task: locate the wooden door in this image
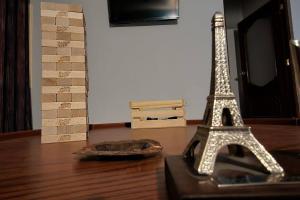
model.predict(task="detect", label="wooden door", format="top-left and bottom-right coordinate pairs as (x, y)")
top-left (237, 0), bottom-right (295, 118)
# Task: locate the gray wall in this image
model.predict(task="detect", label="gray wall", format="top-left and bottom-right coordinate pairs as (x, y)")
top-left (290, 0), bottom-right (300, 39)
top-left (31, 0), bottom-right (224, 129)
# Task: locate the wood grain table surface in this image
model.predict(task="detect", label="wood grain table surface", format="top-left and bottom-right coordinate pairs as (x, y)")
top-left (0, 124), bottom-right (300, 200)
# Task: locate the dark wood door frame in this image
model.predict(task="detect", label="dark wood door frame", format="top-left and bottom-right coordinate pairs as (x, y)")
top-left (237, 0), bottom-right (296, 118)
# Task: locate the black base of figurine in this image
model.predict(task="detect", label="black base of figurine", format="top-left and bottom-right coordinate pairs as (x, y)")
top-left (165, 152), bottom-right (300, 200)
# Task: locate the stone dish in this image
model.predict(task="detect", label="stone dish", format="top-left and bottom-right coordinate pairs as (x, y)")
top-left (74, 139), bottom-right (163, 159)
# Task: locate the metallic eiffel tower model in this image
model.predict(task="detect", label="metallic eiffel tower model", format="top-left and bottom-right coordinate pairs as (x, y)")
top-left (183, 12), bottom-right (284, 175)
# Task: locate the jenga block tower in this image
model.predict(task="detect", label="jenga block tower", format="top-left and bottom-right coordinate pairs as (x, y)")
top-left (41, 2), bottom-right (88, 143)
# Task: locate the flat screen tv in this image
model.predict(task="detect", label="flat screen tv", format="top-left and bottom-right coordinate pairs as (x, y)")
top-left (108, 0), bottom-right (179, 26)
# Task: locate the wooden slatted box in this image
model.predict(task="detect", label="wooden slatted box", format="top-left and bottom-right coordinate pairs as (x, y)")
top-left (130, 100), bottom-right (186, 129)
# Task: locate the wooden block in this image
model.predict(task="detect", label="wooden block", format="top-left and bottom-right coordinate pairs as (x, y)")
top-left (41, 2), bottom-right (57, 11)
top-left (41, 16), bottom-right (56, 25)
top-left (41, 133), bottom-right (86, 144)
top-left (57, 109), bottom-right (72, 118)
top-left (57, 78), bottom-right (72, 86)
top-left (68, 12), bottom-right (83, 19)
top-left (41, 10), bottom-right (83, 19)
top-left (72, 63), bottom-right (85, 71)
top-left (71, 48), bottom-right (85, 56)
top-left (72, 78), bottom-right (85, 86)
top-left (56, 32), bottom-right (71, 41)
top-left (42, 71), bottom-right (85, 78)
top-left (132, 108), bottom-right (185, 118)
top-left (69, 19), bottom-right (83, 27)
top-left (42, 126), bottom-right (58, 135)
top-left (42, 102), bottom-right (86, 110)
top-left (72, 93), bottom-right (86, 102)
top-left (42, 55), bottom-right (71, 63)
top-left (42, 110), bottom-right (57, 119)
top-left (42, 63), bottom-right (56, 71)
top-left (41, 24), bottom-right (84, 33)
top-left (71, 124), bottom-right (87, 134)
top-left (42, 117), bottom-right (86, 126)
top-left (71, 109), bottom-right (86, 117)
top-left (41, 94), bottom-right (56, 102)
top-left (42, 32), bottom-right (57, 40)
top-left (70, 56), bottom-right (85, 62)
top-left (132, 118), bottom-right (186, 129)
top-left (56, 17), bottom-right (69, 27)
top-left (71, 33), bottom-right (84, 41)
top-left (57, 71), bottom-right (72, 78)
top-left (57, 47), bottom-right (71, 55)
top-left (68, 4), bottom-right (83, 13)
top-left (42, 86), bottom-right (86, 94)
top-left (130, 99), bottom-right (184, 109)
top-left (42, 78), bottom-right (57, 86)
top-left (42, 40), bottom-right (84, 48)
top-left (42, 47), bottom-right (57, 55)
top-left (57, 125), bottom-right (72, 134)
top-left (57, 63), bottom-right (72, 71)
top-left (57, 93), bottom-right (72, 102)
top-left (55, 4), bottom-right (69, 12)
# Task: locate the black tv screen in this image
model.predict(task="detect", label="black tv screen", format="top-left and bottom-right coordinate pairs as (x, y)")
top-left (108, 0), bottom-right (179, 25)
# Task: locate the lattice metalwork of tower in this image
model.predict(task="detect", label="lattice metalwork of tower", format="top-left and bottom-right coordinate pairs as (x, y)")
top-left (183, 12), bottom-right (284, 175)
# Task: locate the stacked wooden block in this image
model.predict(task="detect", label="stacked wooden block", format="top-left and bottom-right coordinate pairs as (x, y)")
top-left (130, 100), bottom-right (186, 129)
top-left (41, 2), bottom-right (88, 143)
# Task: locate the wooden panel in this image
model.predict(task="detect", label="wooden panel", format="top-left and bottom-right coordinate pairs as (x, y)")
top-left (132, 118), bottom-right (186, 129)
top-left (71, 109), bottom-right (87, 117)
top-left (41, 2), bottom-right (82, 13)
top-left (41, 10), bottom-right (83, 19)
top-left (71, 48), bottom-right (85, 56)
top-left (42, 102), bottom-right (86, 110)
top-left (57, 109), bottom-right (72, 118)
top-left (42, 40), bottom-right (84, 48)
top-left (41, 94), bottom-right (56, 102)
top-left (71, 33), bottom-right (84, 41)
top-left (69, 19), bottom-right (83, 27)
top-left (56, 32), bottom-right (71, 41)
top-left (41, 16), bottom-right (55, 25)
top-left (132, 108), bottom-right (185, 118)
top-left (42, 47), bottom-right (57, 55)
top-left (42, 78), bottom-right (57, 86)
top-left (42, 110), bottom-right (57, 119)
top-left (68, 4), bottom-right (83, 13)
top-left (42, 86), bottom-right (86, 94)
top-left (72, 93), bottom-right (86, 102)
top-left (42, 117), bottom-right (87, 127)
top-left (56, 17), bottom-right (69, 26)
top-left (130, 99), bottom-right (184, 109)
top-left (41, 24), bottom-right (84, 33)
top-left (41, 132), bottom-right (86, 143)
top-left (42, 71), bottom-right (86, 78)
top-left (57, 93), bottom-right (72, 102)
top-left (57, 62), bottom-right (72, 71)
top-left (72, 62), bottom-right (85, 71)
top-left (41, 126), bottom-right (58, 134)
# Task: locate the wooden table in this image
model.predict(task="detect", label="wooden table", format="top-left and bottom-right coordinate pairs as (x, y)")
top-left (0, 125), bottom-right (300, 200)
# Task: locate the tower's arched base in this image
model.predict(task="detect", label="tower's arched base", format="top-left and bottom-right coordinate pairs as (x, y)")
top-left (183, 126), bottom-right (284, 175)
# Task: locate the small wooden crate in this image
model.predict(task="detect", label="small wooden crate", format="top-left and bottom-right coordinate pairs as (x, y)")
top-left (130, 99), bottom-right (186, 129)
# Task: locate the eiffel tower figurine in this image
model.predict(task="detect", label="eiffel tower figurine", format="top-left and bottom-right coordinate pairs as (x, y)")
top-left (183, 12), bottom-right (284, 175)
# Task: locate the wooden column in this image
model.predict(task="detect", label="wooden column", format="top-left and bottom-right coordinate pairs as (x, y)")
top-left (41, 2), bottom-right (88, 143)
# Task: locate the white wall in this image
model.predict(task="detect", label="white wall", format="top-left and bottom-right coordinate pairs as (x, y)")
top-left (290, 0), bottom-right (300, 39)
top-left (31, 0), bottom-right (224, 129)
